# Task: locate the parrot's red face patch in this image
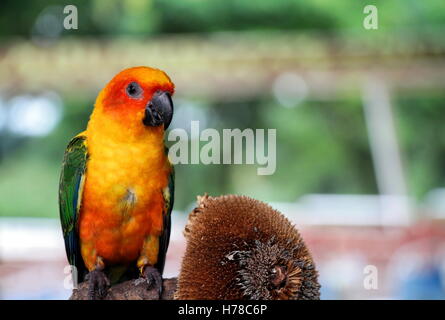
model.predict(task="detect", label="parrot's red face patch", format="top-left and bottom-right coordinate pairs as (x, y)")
top-left (98, 67), bottom-right (175, 125)
top-left (102, 78), bottom-right (173, 113)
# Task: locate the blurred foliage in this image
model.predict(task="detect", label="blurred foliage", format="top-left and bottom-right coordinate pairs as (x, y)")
top-left (0, 97), bottom-right (92, 217)
top-left (395, 92), bottom-right (445, 199)
top-left (1, 0), bottom-right (445, 38)
top-left (0, 1), bottom-right (445, 218)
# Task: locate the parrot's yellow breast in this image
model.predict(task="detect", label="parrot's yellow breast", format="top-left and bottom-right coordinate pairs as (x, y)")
top-left (79, 124), bottom-right (170, 269)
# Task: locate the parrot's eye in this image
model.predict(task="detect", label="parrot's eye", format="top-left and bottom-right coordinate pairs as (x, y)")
top-left (126, 82), bottom-right (143, 99)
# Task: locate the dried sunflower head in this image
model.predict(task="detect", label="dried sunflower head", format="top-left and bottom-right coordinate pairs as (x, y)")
top-left (175, 194), bottom-right (320, 300)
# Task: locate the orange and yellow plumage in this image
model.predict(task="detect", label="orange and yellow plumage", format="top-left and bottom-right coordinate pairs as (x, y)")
top-left (59, 66), bottom-right (175, 297)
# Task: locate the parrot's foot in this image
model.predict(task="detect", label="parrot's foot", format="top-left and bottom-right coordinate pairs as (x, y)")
top-left (86, 269), bottom-right (110, 300)
top-left (141, 266), bottom-right (163, 298)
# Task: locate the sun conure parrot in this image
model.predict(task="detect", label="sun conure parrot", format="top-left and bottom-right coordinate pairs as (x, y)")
top-left (59, 66), bottom-right (175, 299)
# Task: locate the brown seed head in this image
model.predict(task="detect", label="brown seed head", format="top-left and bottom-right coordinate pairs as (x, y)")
top-left (175, 194), bottom-right (320, 300)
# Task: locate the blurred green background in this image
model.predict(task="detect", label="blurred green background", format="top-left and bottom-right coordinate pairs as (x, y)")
top-left (0, 0), bottom-right (444, 219)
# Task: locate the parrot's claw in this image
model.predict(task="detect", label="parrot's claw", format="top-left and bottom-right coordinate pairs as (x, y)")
top-left (86, 269), bottom-right (110, 300)
top-left (142, 266), bottom-right (163, 298)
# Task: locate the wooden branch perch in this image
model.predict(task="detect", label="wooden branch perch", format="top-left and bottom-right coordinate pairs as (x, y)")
top-left (70, 278), bottom-right (177, 300)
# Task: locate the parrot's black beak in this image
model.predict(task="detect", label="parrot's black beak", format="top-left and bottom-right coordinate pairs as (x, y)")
top-left (143, 91), bottom-right (174, 129)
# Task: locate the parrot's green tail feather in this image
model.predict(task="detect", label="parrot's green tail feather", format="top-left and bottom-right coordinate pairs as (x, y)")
top-left (106, 265), bottom-right (139, 285)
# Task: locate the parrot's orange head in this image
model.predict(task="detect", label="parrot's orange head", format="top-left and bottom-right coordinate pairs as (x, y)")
top-left (94, 66), bottom-right (175, 133)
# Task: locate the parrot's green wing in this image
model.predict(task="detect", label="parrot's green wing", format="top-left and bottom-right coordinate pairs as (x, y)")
top-left (59, 133), bottom-right (88, 282)
top-left (156, 156), bottom-right (174, 275)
